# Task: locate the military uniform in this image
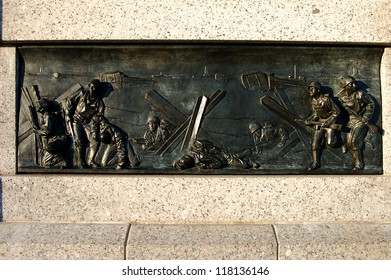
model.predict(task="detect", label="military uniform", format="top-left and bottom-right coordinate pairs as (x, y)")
top-left (306, 81), bottom-right (340, 171)
top-left (35, 99), bottom-right (70, 167)
top-left (174, 139), bottom-right (254, 170)
top-left (338, 76), bottom-right (375, 170)
top-left (99, 116), bottom-right (140, 169)
top-left (308, 93), bottom-right (340, 149)
top-left (65, 80), bottom-right (104, 168)
top-left (142, 116), bottom-right (161, 150)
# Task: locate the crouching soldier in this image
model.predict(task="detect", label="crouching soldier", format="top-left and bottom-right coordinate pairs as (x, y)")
top-left (98, 116), bottom-right (140, 169)
top-left (34, 99), bottom-right (70, 168)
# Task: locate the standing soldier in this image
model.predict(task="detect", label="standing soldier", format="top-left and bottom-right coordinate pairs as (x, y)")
top-left (338, 76), bottom-right (375, 170)
top-left (64, 79), bottom-right (104, 168)
top-left (304, 81), bottom-right (340, 171)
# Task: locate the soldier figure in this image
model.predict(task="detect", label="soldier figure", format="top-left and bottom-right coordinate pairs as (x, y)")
top-left (248, 121), bottom-right (288, 154)
top-left (173, 139), bottom-right (255, 170)
top-left (156, 118), bottom-right (175, 143)
top-left (142, 116), bottom-right (161, 150)
top-left (304, 81), bottom-right (341, 171)
top-left (34, 99), bottom-right (70, 168)
top-left (98, 116), bottom-right (140, 170)
top-left (338, 76), bottom-right (375, 170)
top-left (64, 79), bottom-right (104, 168)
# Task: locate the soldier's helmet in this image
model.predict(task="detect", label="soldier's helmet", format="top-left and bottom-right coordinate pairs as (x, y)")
top-left (339, 76), bottom-right (356, 88)
top-left (146, 116), bottom-right (160, 125)
top-left (248, 121), bottom-right (262, 134)
top-left (37, 98), bottom-right (50, 112)
top-left (88, 79), bottom-right (101, 93)
top-left (308, 81), bottom-right (322, 90)
top-left (173, 154), bottom-right (195, 170)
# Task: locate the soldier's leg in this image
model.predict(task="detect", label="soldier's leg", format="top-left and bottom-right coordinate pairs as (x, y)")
top-left (350, 124), bottom-right (368, 170)
top-left (101, 145), bottom-right (115, 168)
top-left (325, 128), bottom-right (338, 148)
top-left (84, 124), bottom-right (100, 168)
top-left (126, 140), bottom-right (140, 167)
top-left (115, 138), bottom-right (130, 169)
top-left (73, 122), bottom-right (87, 168)
top-left (307, 130), bottom-right (324, 171)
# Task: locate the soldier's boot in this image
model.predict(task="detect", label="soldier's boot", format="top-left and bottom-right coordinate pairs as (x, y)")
top-left (74, 146), bottom-right (87, 169)
top-left (87, 149), bottom-right (100, 168)
top-left (127, 141), bottom-right (140, 167)
top-left (307, 150), bottom-right (321, 171)
top-left (352, 150), bottom-right (364, 171)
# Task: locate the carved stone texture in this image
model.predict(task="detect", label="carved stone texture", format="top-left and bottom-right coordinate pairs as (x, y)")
top-left (17, 45), bottom-right (383, 174)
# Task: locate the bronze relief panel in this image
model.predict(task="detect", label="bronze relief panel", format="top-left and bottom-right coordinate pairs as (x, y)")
top-left (17, 45), bottom-right (383, 174)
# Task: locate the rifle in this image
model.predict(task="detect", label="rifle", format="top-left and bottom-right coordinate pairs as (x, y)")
top-left (295, 119), bottom-right (342, 131)
top-left (343, 107), bottom-right (378, 134)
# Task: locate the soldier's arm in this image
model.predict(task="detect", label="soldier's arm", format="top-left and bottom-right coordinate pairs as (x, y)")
top-left (361, 92), bottom-right (375, 122)
top-left (306, 112), bottom-right (319, 122)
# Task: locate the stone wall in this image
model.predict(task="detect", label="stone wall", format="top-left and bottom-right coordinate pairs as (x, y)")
top-left (1, 0), bottom-right (391, 259)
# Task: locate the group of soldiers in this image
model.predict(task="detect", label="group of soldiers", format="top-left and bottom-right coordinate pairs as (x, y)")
top-left (134, 116), bottom-right (175, 151)
top-left (33, 75), bottom-right (376, 171)
top-left (34, 79), bottom-right (140, 169)
top-left (173, 75), bottom-right (376, 171)
top-left (303, 75), bottom-right (375, 171)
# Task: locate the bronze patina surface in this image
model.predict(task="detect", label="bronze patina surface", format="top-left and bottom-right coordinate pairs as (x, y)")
top-left (17, 45), bottom-right (383, 174)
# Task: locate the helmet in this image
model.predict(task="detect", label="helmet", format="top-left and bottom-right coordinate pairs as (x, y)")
top-left (37, 99), bottom-right (50, 112)
top-left (248, 121), bottom-right (261, 134)
top-left (308, 81), bottom-right (322, 90)
top-left (339, 76), bottom-right (356, 88)
top-left (146, 116), bottom-right (160, 125)
top-left (88, 79), bottom-right (101, 88)
top-left (174, 155), bottom-right (195, 170)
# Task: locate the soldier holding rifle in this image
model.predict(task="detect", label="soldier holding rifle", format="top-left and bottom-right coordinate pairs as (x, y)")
top-left (301, 81), bottom-right (341, 171)
top-left (338, 76), bottom-right (375, 170)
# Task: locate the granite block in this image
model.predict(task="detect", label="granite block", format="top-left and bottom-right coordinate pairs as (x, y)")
top-left (2, 175), bottom-right (390, 224)
top-left (0, 222), bottom-right (129, 259)
top-left (0, 47), bottom-right (16, 175)
top-left (275, 223), bottom-right (391, 260)
top-left (382, 48), bottom-right (391, 174)
top-left (2, 1), bottom-right (391, 43)
top-left (126, 224), bottom-right (277, 259)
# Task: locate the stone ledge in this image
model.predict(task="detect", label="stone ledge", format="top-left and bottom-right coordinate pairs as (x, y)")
top-left (127, 224), bottom-right (277, 260)
top-left (275, 223), bottom-right (391, 260)
top-left (2, 175), bottom-right (391, 223)
top-left (2, 1), bottom-right (391, 43)
top-left (1, 223), bottom-right (390, 260)
top-left (0, 222), bottom-right (129, 260)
